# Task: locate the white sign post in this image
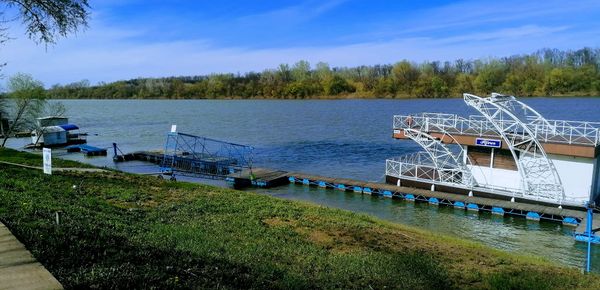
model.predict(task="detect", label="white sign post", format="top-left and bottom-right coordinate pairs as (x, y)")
top-left (170, 124), bottom-right (177, 133)
top-left (43, 148), bottom-right (52, 175)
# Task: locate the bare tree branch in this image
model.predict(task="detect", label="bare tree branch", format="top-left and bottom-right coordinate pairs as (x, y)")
top-left (2, 0), bottom-right (90, 44)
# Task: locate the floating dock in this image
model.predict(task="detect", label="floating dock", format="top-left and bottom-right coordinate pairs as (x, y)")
top-left (66, 144), bottom-right (107, 156)
top-left (226, 168), bottom-right (289, 189)
top-left (287, 172), bottom-right (588, 225)
top-left (113, 150), bottom-right (164, 163)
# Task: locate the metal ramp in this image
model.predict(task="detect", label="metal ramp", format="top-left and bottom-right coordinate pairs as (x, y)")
top-left (160, 131), bottom-right (253, 180)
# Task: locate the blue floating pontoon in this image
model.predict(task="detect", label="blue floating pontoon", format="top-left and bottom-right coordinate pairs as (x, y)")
top-left (66, 144), bottom-right (107, 156)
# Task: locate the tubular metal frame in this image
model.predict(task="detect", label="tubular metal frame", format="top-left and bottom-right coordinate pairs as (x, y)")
top-left (402, 128), bottom-right (476, 187)
top-left (463, 93), bottom-right (564, 203)
top-left (160, 131), bottom-right (253, 179)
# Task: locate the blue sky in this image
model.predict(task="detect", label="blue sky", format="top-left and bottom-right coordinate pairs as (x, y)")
top-left (2, 0), bottom-right (600, 86)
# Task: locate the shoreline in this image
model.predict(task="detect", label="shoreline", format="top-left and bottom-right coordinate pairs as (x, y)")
top-left (45, 94), bottom-right (600, 101)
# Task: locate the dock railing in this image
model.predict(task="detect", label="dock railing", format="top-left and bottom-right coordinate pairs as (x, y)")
top-left (386, 153), bottom-right (532, 200)
top-left (386, 152), bottom-right (469, 187)
top-left (394, 113), bottom-right (600, 146)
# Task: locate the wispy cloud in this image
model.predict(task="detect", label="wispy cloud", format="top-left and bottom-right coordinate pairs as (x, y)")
top-left (236, 0), bottom-right (348, 25)
top-left (340, 0), bottom-right (600, 42)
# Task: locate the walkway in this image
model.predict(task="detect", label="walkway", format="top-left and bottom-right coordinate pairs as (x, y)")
top-left (0, 222), bottom-right (62, 290)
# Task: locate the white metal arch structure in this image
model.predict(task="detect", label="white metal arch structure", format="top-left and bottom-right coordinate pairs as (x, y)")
top-left (489, 92), bottom-right (556, 134)
top-left (403, 128), bottom-right (476, 187)
top-left (463, 93), bottom-right (565, 203)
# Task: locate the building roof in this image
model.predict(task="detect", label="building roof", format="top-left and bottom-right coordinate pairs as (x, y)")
top-left (58, 124), bottom-right (79, 131)
top-left (33, 126), bottom-right (65, 134)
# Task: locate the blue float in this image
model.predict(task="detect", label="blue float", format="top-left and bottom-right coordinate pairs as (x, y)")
top-left (428, 197), bottom-right (439, 205)
top-left (562, 217), bottom-right (579, 226)
top-left (467, 203), bottom-right (479, 211)
top-left (526, 211), bottom-right (541, 221)
top-left (288, 176), bottom-right (295, 183)
top-left (491, 207), bottom-right (505, 215)
top-left (353, 186), bottom-right (362, 192)
top-left (318, 181), bottom-right (326, 187)
top-left (383, 190), bottom-right (392, 197)
top-left (405, 194), bottom-right (415, 201)
top-left (453, 201), bottom-right (465, 209)
top-left (363, 187), bottom-right (372, 194)
top-left (574, 233), bottom-right (600, 244)
top-left (336, 184), bottom-right (346, 190)
top-left (302, 178), bottom-right (310, 185)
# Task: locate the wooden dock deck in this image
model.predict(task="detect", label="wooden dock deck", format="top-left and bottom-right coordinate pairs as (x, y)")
top-left (0, 222), bottom-right (62, 290)
top-left (576, 212), bottom-right (600, 234)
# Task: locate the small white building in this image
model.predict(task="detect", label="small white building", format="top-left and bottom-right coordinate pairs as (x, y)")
top-left (31, 126), bottom-right (67, 146)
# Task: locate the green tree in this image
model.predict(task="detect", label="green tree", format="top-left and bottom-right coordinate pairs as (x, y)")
top-left (291, 60), bottom-right (311, 81)
top-left (414, 75), bottom-right (448, 98)
top-left (474, 61), bottom-right (506, 94)
top-left (323, 75), bottom-right (355, 96)
top-left (392, 60), bottom-right (419, 95)
top-left (544, 68), bottom-right (575, 95)
top-left (454, 73), bottom-right (474, 95)
top-left (1, 73), bottom-right (46, 147)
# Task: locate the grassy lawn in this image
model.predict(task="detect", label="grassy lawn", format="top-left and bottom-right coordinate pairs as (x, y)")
top-left (0, 147), bottom-right (94, 168)
top-left (0, 148), bottom-right (598, 289)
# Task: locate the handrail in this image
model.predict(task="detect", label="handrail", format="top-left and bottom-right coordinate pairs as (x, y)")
top-left (394, 113), bottom-right (600, 145)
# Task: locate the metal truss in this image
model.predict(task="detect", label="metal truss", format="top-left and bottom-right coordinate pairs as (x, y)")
top-left (161, 131), bottom-right (253, 179)
top-left (402, 128), bottom-right (476, 187)
top-left (489, 92), bottom-right (556, 134)
top-left (463, 93), bottom-right (565, 203)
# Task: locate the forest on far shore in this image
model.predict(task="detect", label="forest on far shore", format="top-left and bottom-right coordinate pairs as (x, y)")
top-left (47, 47), bottom-right (600, 99)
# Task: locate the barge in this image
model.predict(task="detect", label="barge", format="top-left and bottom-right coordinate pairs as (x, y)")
top-left (386, 93), bottom-right (600, 210)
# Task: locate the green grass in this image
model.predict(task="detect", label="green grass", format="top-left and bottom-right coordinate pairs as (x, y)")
top-left (0, 150), bottom-right (598, 289)
top-left (0, 147), bottom-right (94, 168)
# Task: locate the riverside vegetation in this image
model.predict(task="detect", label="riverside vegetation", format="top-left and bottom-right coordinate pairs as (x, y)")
top-left (46, 47), bottom-right (600, 100)
top-left (0, 148), bottom-right (599, 289)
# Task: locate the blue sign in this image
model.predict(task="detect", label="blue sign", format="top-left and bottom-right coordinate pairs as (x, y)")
top-left (475, 138), bottom-right (501, 148)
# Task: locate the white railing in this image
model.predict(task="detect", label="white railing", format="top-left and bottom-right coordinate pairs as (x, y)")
top-left (394, 113), bottom-right (600, 145)
top-left (386, 152), bottom-right (468, 186)
top-left (386, 154), bottom-right (588, 206)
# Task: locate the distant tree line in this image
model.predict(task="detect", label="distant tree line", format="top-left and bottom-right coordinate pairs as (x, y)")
top-left (47, 47), bottom-right (600, 99)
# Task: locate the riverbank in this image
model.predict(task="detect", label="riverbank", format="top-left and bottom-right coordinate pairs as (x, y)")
top-left (0, 148), bottom-right (598, 289)
top-left (45, 92), bottom-right (600, 100)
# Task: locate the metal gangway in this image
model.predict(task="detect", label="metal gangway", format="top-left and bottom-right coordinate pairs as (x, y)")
top-left (160, 130), bottom-right (253, 180)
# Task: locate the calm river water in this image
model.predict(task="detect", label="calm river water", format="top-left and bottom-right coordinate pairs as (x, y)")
top-left (7, 98), bottom-right (600, 271)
